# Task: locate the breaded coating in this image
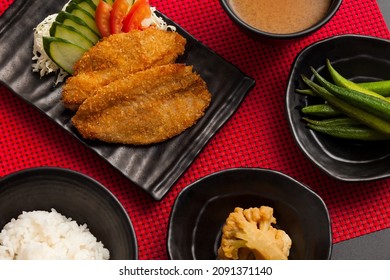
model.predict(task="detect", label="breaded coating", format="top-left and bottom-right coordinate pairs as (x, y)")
top-left (62, 29), bottom-right (186, 110)
top-left (62, 69), bottom-right (124, 111)
top-left (73, 28), bottom-right (186, 74)
top-left (71, 64), bottom-right (211, 145)
top-left (218, 206), bottom-right (292, 260)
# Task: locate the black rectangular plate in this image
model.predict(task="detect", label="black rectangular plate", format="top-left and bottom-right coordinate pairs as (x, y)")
top-left (0, 0), bottom-right (255, 200)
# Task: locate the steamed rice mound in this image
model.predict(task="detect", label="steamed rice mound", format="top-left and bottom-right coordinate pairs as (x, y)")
top-left (0, 209), bottom-right (110, 260)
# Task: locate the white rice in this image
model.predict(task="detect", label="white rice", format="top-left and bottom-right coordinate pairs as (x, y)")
top-left (0, 209), bottom-right (110, 260)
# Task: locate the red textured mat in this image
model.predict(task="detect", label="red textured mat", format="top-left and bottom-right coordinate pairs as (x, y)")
top-left (1, 0), bottom-right (390, 259)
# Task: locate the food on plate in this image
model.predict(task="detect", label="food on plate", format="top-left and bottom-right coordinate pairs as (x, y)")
top-left (301, 75), bottom-right (390, 140)
top-left (32, 1), bottom-right (211, 146)
top-left (105, 0), bottom-right (152, 34)
top-left (357, 80), bottom-right (390, 96)
top-left (305, 121), bottom-right (389, 140)
top-left (62, 28), bottom-right (186, 110)
top-left (121, 0), bottom-right (152, 32)
top-left (0, 209), bottom-right (109, 260)
top-left (32, 14), bottom-right (69, 84)
top-left (298, 59), bottom-right (390, 141)
top-left (325, 59), bottom-right (389, 101)
top-left (300, 104), bottom-right (342, 117)
top-left (71, 64), bottom-right (211, 145)
top-left (228, 0), bottom-right (332, 34)
top-left (72, 28), bottom-right (185, 74)
top-left (95, 0), bottom-right (113, 37)
top-left (297, 80), bottom-right (390, 97)
top-left (217, 206), bottom-right (292, 260)
top-left (311, 71), bottom-right (390, 122)
top-left (33, 0), bottom-right (175, 82)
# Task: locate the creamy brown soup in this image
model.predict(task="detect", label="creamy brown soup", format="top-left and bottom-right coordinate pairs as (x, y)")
top-left (228, 0), bottom-right (332, 34)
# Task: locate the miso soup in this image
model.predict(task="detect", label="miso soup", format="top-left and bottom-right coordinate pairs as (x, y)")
top-left (229, 0), bottom-right (333, 34)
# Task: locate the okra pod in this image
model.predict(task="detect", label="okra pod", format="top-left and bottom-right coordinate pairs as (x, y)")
top-left (300, 104), bottom-right (342, 117)
top-left (307, 123), bottom-right (390, 141)
top-left (326, 59), bottom-right (389, 101)
top-left (311, 68), bottom-right (390, 122)
top-left (301, 75), bottom-right (390, 136)
top-left (303, 117), bottom-right (360, 127)
top-left (359, 80), bottom-right (390, 96)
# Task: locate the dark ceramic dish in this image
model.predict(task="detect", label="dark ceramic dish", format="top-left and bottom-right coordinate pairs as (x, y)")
top-left (0, 0), bottom-right (255, 200)
top-left (167, 168), bottom-right (332, 260)
top-left (0, 167), bottom-right (138, 260)
top-left (286, 34), bottom-right (390, 181)
top-left (219, 0), bottom-right (342, 41)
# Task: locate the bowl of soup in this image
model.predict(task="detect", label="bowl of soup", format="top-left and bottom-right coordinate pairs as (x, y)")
top-left (219, 0), bottom-right (342, 41)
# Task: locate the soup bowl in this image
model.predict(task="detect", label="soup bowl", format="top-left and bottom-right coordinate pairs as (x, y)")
top-left (219, 0), bottom-right (342, 41)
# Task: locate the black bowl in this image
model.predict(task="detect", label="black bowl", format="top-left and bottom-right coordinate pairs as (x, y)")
top-left (0, 167), bottom-right (138, 260)
top-left (167, 168), bottom-right (332, 260)
top-left (219, 0), bottom-right (342, 41)
top-left (286, 34), bottom-right (390, 181)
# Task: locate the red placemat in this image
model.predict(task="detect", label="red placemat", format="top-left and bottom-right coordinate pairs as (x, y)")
top-left (1, 0), bottom-right (390, 259)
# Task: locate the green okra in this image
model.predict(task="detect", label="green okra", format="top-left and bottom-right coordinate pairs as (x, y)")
top-left (306, 123), bottom-right (390, 141)
top-left (359, 80), bottom-right (390, 96)
top-left (301, 75), bottom-right (390, 136)
top-left (300, 104), bottom-right (342, 117)
top-left (326, 59), bottom-right (389, 101)
top-left (302, 117), bottom-right (360, 127)
top-left (311, 67), bottom-right (390, 123)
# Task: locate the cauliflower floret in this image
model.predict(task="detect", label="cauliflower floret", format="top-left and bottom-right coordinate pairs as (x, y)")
top-left (217, 206), bottom-right (292, 260)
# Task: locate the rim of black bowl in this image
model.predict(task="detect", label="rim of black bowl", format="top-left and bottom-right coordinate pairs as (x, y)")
top-left (219, 0), bottom-right (343, 40)
top-left (167, 167), bottom-right (332, 260)
top-left (0, 166), bottom-right (138, 260)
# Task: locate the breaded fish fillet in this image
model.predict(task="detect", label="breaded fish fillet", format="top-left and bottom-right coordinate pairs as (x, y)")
top-left (62, 29), bottom-right (186, 110)
top-left (72, 64), bottom-right (211, 145)
top-left (62, 69), bottom-right (125, 111)
top-left (73, 28), bottom-right (186, 74)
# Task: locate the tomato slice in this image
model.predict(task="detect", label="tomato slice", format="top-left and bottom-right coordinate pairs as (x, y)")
top-left (122, 0), bottom-right (151, 33)
top-left (110, 0), bottom-right (131, 34)
top-left (95, 0), bottom-right (112, 38)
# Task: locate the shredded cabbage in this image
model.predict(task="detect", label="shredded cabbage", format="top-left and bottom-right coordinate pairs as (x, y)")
top-left (143, 7), bottom-right (177, 31)
top-left (32, 14), bottom-right (68, 84)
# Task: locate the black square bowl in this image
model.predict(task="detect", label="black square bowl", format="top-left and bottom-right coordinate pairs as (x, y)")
top-left (286, 34), bottom-right (390, 181)
top-left (167, 168), bottom-right (332, 260)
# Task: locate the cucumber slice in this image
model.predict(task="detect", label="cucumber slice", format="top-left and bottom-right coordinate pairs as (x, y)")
top-left (89, 0), bottom-right (100, 7)
top-left (68, 0), bottom-right (96, 17)
top-left (43, 37), bottom-right (87, 74)
top-left (72, 0), bottom-right (97, 10)
top-left (50, 22), bottom-right (94, 50)
top-left (55, 11), bottom-right (100, 43)
top-left (65, 3), bottom-right (100, 35)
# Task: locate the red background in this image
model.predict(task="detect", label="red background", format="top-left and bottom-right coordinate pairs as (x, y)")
top-left (1, 0), bottom-right (389, 259)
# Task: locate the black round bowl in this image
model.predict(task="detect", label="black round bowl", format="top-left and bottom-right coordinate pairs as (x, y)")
top-left (286, 34), bottom-right (390, 181)
top-left (0, 167), bottom-right (138, 260)
top-left (219, 0), bottom-right (342, 41)
top-left (167, 168), bottom-right (332, 260)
